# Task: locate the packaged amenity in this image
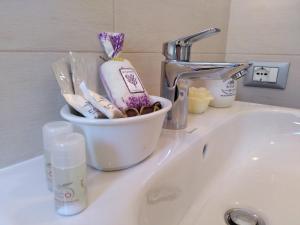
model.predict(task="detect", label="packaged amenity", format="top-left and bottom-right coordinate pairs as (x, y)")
top-left (52, 132), bottom-right (87, 216)
top-left (42, 121), bottom-right (74, 191)
top-left (98, 32), bottom-right (151, 112)
top-left (63, 94), bottom-right (103, 119)
top-left (80, 81), bottom-right (124, 119)
top-left (52, 56), bottom-right (104, 119)
top-left (188, 87), bottom-right (213, 114)
top-left (53, 33), bottom-right (161, 119)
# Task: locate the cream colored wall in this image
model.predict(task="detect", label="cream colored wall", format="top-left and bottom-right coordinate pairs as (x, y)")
top-left (0, 0), bottom-right (231, 168)
top-left (226, 0), bottom-right (300, 108)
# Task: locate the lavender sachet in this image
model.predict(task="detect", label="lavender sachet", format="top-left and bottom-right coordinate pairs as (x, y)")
top-left (98, 32), bottom-right (124, 59)
top-left (98, 32), bottom-right (151, 113)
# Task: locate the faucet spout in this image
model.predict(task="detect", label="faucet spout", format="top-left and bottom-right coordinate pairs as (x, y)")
top-left (161, 61), bottom-right (250, 130)
top-left (161, 28), bottom-right (251, 130)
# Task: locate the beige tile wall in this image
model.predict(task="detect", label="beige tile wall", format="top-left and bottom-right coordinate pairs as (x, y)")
top-left (226, 0), bottom-right (300, 108)
top-left (0, 0), bottom-right (230, 168)
top-left (115, 0), bottom-right (230, 54)
top-left (0, 1), bottom-right (113, 51)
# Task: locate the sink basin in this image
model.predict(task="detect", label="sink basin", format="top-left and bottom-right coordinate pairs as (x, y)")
top-left (1, 101), bottom-right (299, 225)
top-left (139, 109), bottom-right (300, 225)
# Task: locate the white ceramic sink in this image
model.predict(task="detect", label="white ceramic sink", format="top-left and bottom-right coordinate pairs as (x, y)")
top-left (1, 101), bottom-right (299, 225)
top-left (139, 110), bottom-right (300, 225)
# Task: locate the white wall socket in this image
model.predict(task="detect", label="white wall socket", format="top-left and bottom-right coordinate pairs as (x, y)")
top-left (243, 62), bottom-right (289, 89)
top-left (252, 66), bottom-right (279, 83)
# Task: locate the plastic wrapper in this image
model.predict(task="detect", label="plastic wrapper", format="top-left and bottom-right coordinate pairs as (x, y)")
top-left (63, 94), bottom-right (102, 119)
top-left (98, 32), bottom-right (151, 111)
top-left (98, 32), bottom-right (124, 59)
top-left (52, 57), bottom-right (103, 119)
top-left (80, 82), bottom-right (124, 119)
top-left (52, 57), bottom-right (74, 94)
top-left (69, 51), bottom-right (87, 97)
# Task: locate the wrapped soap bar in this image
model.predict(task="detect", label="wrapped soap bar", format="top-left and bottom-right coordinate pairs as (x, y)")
top-left (98, 32), bottom-right (151, 111)
top-left (188, 87), bottom-right (213, 114)
top-left (80, 82), bottom-right (124, 119)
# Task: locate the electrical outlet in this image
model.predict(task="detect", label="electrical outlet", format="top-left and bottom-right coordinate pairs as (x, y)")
top-left (243, 62), bottom-right (289, 89)
top-left (252, 66), bottom-right (279, 83)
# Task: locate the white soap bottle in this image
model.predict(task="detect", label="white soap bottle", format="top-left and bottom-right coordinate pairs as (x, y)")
top-left (42, 121), bottom-right (73, 191)
top-left (52, 132), bottom-right (87, 216)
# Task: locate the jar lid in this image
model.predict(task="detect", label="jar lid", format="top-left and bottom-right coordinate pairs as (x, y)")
top-left (42, 121), bottom-right (73, 149)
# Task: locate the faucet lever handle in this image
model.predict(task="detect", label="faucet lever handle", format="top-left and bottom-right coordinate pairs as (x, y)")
top-left (163, 28), bottom-right (221, 62)
top-left (176, 28), bottom-right (221, 45)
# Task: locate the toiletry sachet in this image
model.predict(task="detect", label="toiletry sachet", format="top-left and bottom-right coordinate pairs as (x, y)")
top-left (80, 82), bottom-right (124, 119)
top-left (52, 57), bottom-right (103, 119)
top-left (63, 94), bottom-right (103, 119)
top-left (98, 32), bottom-right (151, 112)
top-left (69, 52), bottom-right (124, 118)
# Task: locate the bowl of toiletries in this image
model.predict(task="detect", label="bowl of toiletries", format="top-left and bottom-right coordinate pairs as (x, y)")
top-left (60, 96), bottom-right (172, 171)
top-left (53, 32), bottom-right (172, 170)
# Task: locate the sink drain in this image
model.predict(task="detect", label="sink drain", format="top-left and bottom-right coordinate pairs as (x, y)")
top-left (224, 208), bottom-right (266, 225)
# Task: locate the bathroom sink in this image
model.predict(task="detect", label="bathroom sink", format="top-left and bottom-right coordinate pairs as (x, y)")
top-left (1, 101), bottom-right (299, 225)
top-left (139, 107), bottom-right (300, 225)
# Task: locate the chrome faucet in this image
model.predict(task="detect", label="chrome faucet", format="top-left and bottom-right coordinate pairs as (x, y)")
top-left (161, 28), bottom-right (250, 130)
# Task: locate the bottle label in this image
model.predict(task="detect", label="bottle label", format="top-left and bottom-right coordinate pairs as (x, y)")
top-left (44, 149), bottom-right (53, 188)
top-left (53, 164), bottom-right (87, 209)
top-left (119, 68), bottom-right (145, 93)
top-left (220, 79), bottom-right (236, 97)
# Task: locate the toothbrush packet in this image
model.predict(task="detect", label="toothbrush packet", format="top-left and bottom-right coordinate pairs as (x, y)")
top-left (52, 57), bottom-right (103, 119)
top-left (80, 81), bottom-right (124, 119)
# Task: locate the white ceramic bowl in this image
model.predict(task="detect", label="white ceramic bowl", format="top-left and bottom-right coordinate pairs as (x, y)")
top-left (60, 96), bottom-right (172, 171)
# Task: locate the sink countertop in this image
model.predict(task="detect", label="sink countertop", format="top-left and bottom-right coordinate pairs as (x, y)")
top-left (1, 101), bottom-right (298, 225)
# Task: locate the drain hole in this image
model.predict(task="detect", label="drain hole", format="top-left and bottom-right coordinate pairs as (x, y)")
top-left (225, 208), bottom-right (266, 225)
top-left (202, 144), bottom-right (208, 158)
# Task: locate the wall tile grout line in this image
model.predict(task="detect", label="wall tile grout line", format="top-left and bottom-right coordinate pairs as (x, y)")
top-left (122, 51), bottom-right (227, 55)
top-left (113, 0), bottom-right (115, 32)
top-left (225, 0), bottom-right (233, 53)
top-left (2, 51), bottom-right (293, 56)
top-left (0, 50), bottom-right (105, 54)
top-left (226, 52), bottom-right (300, 57)
top-left (0, 50), bottom-right (228, 55)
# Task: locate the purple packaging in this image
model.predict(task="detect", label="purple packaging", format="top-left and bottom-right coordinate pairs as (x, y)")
top-left (98, 32), bottom-right (124, 59)
top-left (98, 32), bottom-right (151, 112)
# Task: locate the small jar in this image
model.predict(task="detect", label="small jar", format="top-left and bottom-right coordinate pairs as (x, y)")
top-left (198, 77), bottom-right (237, 108)
top-left (52, 132), bottom-right (87, 216)
top-left (42, 121), bottom-right (73, 191)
